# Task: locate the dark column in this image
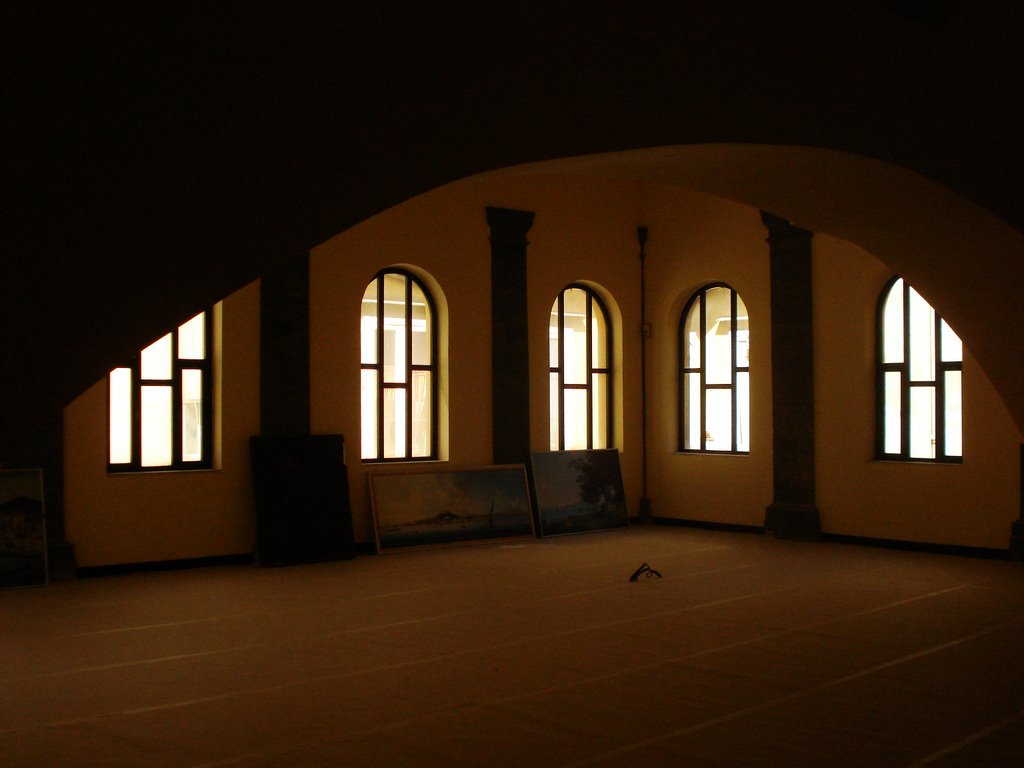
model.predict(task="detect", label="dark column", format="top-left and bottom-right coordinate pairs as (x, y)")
top-left (254, 255), bottom-right (355, 565)
top-left (1011, 444), bottom-right (1024, 561)
top-left (259, 254), bottom-right (310, 436)
top-left (486, 207), bottom-right (535, 466)
top-left (761, 211), bottom-right (820, 539)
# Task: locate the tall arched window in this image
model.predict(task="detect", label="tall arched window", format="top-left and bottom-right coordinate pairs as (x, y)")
top-left (549, 284), bottom-right (612, 451)
top-left (679, 283), bottom-right (749, 453)
top-left (877, 277), bottom-right (962, 462)
top-left (360, 269), bottom-right (437, 461)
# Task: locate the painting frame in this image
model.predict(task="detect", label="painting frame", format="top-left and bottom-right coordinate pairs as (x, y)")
top-left (369, 464), bottom-right (535, 553)
top-left (0, 468), bottom-right (48, 588)
top-left (531, 449), bottom-right (628, 537)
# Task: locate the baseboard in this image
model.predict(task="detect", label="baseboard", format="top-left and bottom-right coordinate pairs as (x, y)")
top-left (649, 518), bottom-right (1010, 560)
top-left (651, 517), bottom-right (764, 535)
top-left (78, 553), bottom-right (255, 578)
top-left (820, 533), bottom-right (1010, 561)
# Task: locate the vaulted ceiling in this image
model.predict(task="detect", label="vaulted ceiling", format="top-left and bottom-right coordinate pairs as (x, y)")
top-left (4, 1), bottom-right (1022, 469)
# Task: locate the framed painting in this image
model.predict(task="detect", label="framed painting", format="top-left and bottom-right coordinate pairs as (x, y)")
top-left (369, 465), bottom-right (534, 552)
top-left (531, 449), bottom-right (628, 536)
top-left (0, 468), bottom-right (48, 588)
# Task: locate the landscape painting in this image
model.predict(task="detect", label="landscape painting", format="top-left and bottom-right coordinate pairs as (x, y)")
top-left (531, 449), bottom-right (628, 536)
top-left (0, 468), bottom-right (48, 588)
top-left (370, 465), bottom-right (534, 552)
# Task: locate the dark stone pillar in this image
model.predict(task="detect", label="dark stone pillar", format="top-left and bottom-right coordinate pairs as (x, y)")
top-left (486, 207), bottom-right (534, 466)
top-left (761, 211), bottom-right (820, 539)
top-left (1011, 444), bottom-right (1024, 561)
top-left (259, 254), bottom-right (310, 436)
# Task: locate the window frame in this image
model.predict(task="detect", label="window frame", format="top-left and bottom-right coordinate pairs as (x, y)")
top-left (678, 282), bottom-right (749, 454)
top-left (548, 283), bottom-right (613, 451)
top-left (875, 276), bottom-right (963, 463)
top-left (107, 309), bottom-right (214, 473)
top-left (360, 268), bottom-right (439, 463)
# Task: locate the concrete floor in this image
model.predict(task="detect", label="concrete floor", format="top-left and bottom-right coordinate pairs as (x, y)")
top-left (3, 526), bottom-right (1023, 766)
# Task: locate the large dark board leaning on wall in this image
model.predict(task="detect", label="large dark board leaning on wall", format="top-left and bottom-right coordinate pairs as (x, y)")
top-left (250, 435), bottom-right (355, 566)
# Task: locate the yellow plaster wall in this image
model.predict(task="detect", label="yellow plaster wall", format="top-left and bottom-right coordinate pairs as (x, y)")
top-left (310, 174), bottom-right (646, 544)
top-left (813, 235), bottom-right (1021, 548)
top-left (61, 175), bottom-right (1021, 565)
top-left (63, 281), bottom-right (260, 567)
top-left (643, 187), bottom-right (775, 526)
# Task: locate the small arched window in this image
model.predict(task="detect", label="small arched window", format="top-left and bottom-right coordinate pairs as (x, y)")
top-left (877, 277), bottom-right (962, 462)
top-left (549, 284), bottom-right (612, 451)
top-left (360, 269), bottom-right (437, 461)
top-left (679, 283), bottom-right (749, 453)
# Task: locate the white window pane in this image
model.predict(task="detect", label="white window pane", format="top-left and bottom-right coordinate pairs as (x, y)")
top-left (735, 325), bottom-right (750, 369)
top-left (382, 332), bottom-right (406, 384)
top-left (382, 272), bottom-right (407, 303)
top-left (908, 287), bottom-right (935, 382)
top-left (410, 281), bottom-right (431, 366)
top-left (563, 388), bottom-right (588, 450)
top-left (360, 280), bottom-right (379, 366)
top-left (181, 370), bottom-right (203, 462)
top-left (591, 373), bottom-right (608, 449)
top-left (884, 371), bottom-right (902, 454)
top-left (549, 302), bottom-right (560, 369)
top-left (109, 367), bottom-right (133, 464)
top-left (735, 293), bottom-right (749, 325)
top-left (411, 371), bottom-right (432, 457)
top-left (141, 385), bottom-right (173, 467)
top-left (909, 386), bottom-right (936, 459)
top-left (562, 290), bottom-right (588, 385)
top-left (178, 312), bottom-right (205, 359)
top-left (945, 371), bottom-right (962, 457)
top-left (360, 370), bottom-right (378, 459)
top-left (683, 304), bottom-right (701, 369)
top-left (549, 372), bottom-right (560, 450)
top-left (563, 327), bottom-right (588, 385)
top-left (705, 323), bottom-right (732, 385)
top-left (705, 388), bottom-right (733, 451)
top-left (882, 279), bottom-right (904, 364)
top-left (704, 287), bottom-right (733, 385)
top-left (562, 287), bottom-right (587, 317)
top-left (141, 333), bottom-right (173, 380)
top-left (940, 320), bottom-right (962, 363)
top-left (591, 301), bottom-right (607, 370)
top-left (684, 373), bottom-right (701, 449)
top-left (736, 372), bottom-right (750, 452)
top-left (382, 387), bottom-right (407, 459)
top-left (382, 275), bottom-right (407, 384)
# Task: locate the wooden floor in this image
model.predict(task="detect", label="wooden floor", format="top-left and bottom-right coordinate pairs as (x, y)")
top-left (3, 526), bottom-right (1024, 767)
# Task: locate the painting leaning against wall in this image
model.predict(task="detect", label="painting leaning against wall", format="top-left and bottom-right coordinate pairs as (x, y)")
top-left (369, 465), bottom-right (534, 552)
top-left (0, 468), bottom-right (48, 588)
top-left (531, 449), bottom-right (628, 537)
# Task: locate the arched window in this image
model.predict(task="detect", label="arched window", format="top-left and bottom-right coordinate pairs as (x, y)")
top-left (549, 284), bottom-right (612, 451)
top-left (877, 277), bottom-right (962, 461)
top-left (679, 284), bottom-right (749, 453)
top-left (360, 269), bottom-right (437, 461)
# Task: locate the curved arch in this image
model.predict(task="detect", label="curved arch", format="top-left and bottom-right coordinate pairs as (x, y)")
top-left (678, 282), bottom-right (750, 454)
top-left (493, 144), bottom-right (1024, 436)
top-left (359, 266), bottom-right (442, 462)
top-left (548, 282), bottom-right (614, 451)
